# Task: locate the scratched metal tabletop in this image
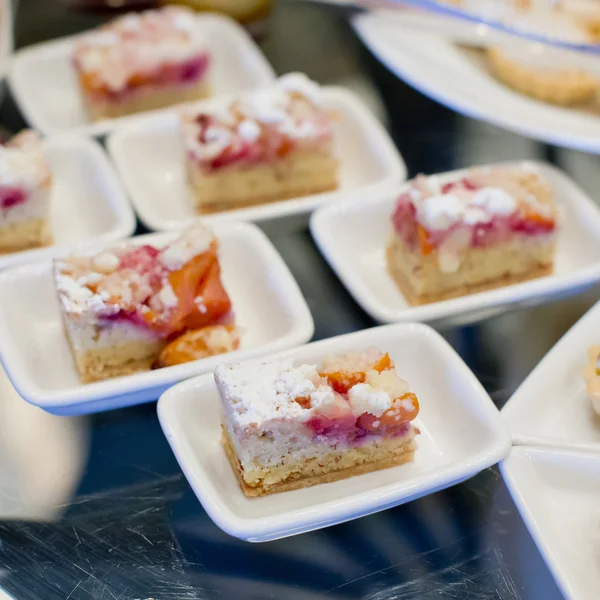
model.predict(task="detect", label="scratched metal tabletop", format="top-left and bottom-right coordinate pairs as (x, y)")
top-left (1, 1), bottom-right (597, 598)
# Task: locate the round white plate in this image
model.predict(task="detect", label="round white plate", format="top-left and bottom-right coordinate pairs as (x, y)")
top-left (352, 11), bottom-right (600, 153)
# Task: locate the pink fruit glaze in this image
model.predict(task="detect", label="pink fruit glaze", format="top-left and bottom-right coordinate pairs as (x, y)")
top-left (191, 113), bottom-right (286, 171)
top-left (0, 186), bottom-right (26, 210)
top-left (392, 177), bottom-right (555, 251)
top-left (97, 245), bottom-right (167, 333)
top-left (83, 53), bottom-right (210, 102)
top-left (306, 413), bottom-right (412, 444)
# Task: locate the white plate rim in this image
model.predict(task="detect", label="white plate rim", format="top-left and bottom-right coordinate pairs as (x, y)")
top-left (499, 445), bottom-right (600, 600)
top-left (351, 12), bottom-right (600, 154)
top-left (0, 135), bottom-right (137, 270)
top-left (158, 321), bottom-right (511, 542)
top-left (310, 160), bottom-right (600, 324)
top-left (501, 298), bottom-right (600, 453)
top-left (106, 85), bottom-right (408, 230)
top-left (7, 12), bottom-right (276, 138)
top-left (0, 221), bottom-right (314, 410)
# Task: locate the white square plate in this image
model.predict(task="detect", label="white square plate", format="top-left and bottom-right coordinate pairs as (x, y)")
top-left (500, 446), bottom-right (600, 600)
top-left (310, 161), bottom-right (600, 326)
top-left (352, 12), bottom-right (600, 154)
top-left (106, 86), bottom-right (407, 232)
top-left (0, 223), bottom-right (314, 416)
top-left (502, 299), bottom-right (600, 452)
top-left (8, 13), bottom-right (275, 138)
top-left (0, 137), bottom-right (135, 270)
top-left (157, 322), bottom-right (510, 542)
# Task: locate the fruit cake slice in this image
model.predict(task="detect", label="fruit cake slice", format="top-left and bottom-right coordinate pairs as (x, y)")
top-left (73, 7), bottom-right (211, 121)
top-left (387, 165), bottom-right (558, 305)
top-left (0, 131), bottom-right (52, 253)
top-left (181, 73), bottom-right (338, 213)
top-left (216, 349), bottom-right (420, 496)
top-left (54, 224), bottom-right (238, 383)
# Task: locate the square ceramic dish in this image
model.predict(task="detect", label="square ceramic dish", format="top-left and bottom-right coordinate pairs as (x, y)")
top-left (8, 13), bottom-right (275, 137)
top-left (502, 299), bottom-right (600, 452)
top-left (501, 446), bottom-right (600, 600)
top-left (0, 223), bottom-right (314, 416)
top-left (106, 86), bottom-right (407, 232)
top-left (0, 136), bottom-right (135, 270)
top-left (158, 322), bottom-right (510, 542)
top-left (310, 161), bottom-right (600, 326)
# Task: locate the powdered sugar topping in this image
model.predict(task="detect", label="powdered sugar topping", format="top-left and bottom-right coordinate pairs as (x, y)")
top-left (73, 7), bottom-right (208, 93)
top-left (417, 194), bottom-right (466, 231)
top-left (182, 73), bottom-right (331, 165)
top-left (348, 383), bottom-right (392, 418)
top-left (406, 171), bottom-right (537, 232)
top-left (0, 131), bottom-right (51, 192)
top-left (215, 360), bottom-right (320, 426)
top-left (54, 224), bottom-right (215, 319)
top-left (159, 224), bottom-right (214, 270)
top-left (471, 187), bottom-right (517, 216)
top-left (217, 350), bottom-right (413, 428)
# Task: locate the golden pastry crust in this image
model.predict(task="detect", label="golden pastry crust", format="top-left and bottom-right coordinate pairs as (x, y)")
top-left (188, 148), bottom-right (338, 213)
top-left (222, 427), bottom-right (417, 497)
top-left (0, 218), bottom-right (52, 253)
top-left (487, 46), bottom-right (599, 105)
top-left (386, 238), bottom-right (553, 305)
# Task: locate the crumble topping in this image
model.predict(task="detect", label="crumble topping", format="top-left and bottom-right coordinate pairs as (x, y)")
top-left (73, 7), bottom-right (208, 93)
top-left (413, 181), bottom-right (520, 232)
top-left (0, 131), bottom-right (50, 192)
top-left (159, 225), bottom-right (214, 270)
top-left (348, 384), bottom-right (391, 418)
top-left (216, 349), bottom-right (417, 429)
top-left (55, 223), bottom-right (216, 321)
top-left (92, 251), bottom-right (120, 273)
top-left (392, 166), bottom-right (557, 273)
top-left (181, 73), bottom-right (332, 167)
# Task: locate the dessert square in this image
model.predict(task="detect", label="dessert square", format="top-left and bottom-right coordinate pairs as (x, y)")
top-left (54, 224), bottom-right (239, 383)
top-left (0, 130), bottom-right (52, 253)
top-left (72, 7), bottom-right (211, 121)
top-left (386, 166), bottom-right (558, 305)
top-left (181, 73), bottom-right (338, 213)
top-left (216, 349), bottom-right (420, 496)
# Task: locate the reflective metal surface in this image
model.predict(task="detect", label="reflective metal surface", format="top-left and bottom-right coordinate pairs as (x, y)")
top-left (1, 1), bottom-right (597, 598)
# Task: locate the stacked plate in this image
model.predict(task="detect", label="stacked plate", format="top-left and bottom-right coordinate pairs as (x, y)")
top-left (501, 301), bottom-right (600, 600)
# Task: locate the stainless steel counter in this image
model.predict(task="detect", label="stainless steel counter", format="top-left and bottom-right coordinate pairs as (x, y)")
top-left (1, 1), bottom-right (597, 598)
